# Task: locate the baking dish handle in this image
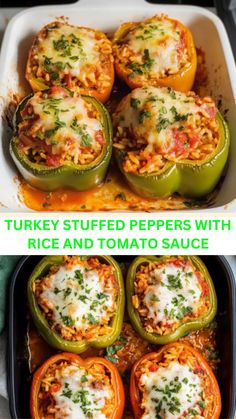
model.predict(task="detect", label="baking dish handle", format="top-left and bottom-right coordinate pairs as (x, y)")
top-left (74, 0), bottom-right (148, 6)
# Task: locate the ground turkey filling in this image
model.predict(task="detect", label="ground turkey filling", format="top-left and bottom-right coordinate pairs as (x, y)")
top-left (33, 256), bottom-right (118, 341)
top-left (132, 257), bottom-right (210, 335)
top-left (38, 360), bottom-right (114, 418)
top-left (113, 15), bottom-right (189, 81)
top-left (17, 88), bottom-right (105, 167)
top-left (113, 86), bottom-right (219, 175)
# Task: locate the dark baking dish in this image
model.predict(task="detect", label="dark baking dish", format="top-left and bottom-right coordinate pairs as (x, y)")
top-left (7, 255), bottom-right (236, 419)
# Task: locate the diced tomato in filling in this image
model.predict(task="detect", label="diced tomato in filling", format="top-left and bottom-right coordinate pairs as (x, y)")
top-left (46, 154), bottom-right (61, 167)
top-left (196, 272), bottom-right (209, 296)
top-left (172, 259), bottom-right (185, 268)
top-left (50, 86), bottom-right (69, 97)
top-left (21, 106), bottom-right (31, 117)
top-left (95, 130), bottom-right (105, 145)
top-left (176, 30), bottom-right (187, 55)
top-left (193, 363), bottom-right (204, 374)
top-left (205, 106), bottom-right (217, 119)
top-left (64, 73), bottom-right (73, 88)
top-left (188, 133), bottom-right (199, 149)
top-left (50, 382), bottom-right (61, 394)
top-left (149, 364), bottom-right (158, 372)
top-left (171, 128), bottom-right (199, 157)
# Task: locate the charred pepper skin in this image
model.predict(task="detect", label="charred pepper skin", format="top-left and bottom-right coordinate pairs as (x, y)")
top-left (114, 112), bottom-right (229, 198)
top-left (126, 256), bottom-right (217, 345)
top-left (10, 94), bottom-right (112, 192)
top-left (27, 256), bottom-right (125, 354)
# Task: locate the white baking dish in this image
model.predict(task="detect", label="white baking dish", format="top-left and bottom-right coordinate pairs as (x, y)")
top-left (0, 0), bottom-right (235, 212)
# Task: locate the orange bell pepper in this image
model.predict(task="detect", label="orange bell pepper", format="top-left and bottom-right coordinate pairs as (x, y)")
top-left (113, 15), bottom-right (197, 93)
top-left (130, 342), bottom-right (221, 419)
top-left (26, 22), bottom-right (114, 104)
top-left (30, 352), bottom-right (125, 419)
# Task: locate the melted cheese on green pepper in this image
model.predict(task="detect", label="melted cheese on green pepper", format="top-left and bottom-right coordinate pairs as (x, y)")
top-left (53, 364), bottom-right (112, 419)
top-left (40, 263), bottom-right (115, 331)
top-left (115, 86), bottom-right (215, 157)
top-left (140, 361), bottom-right (205, 419)
top-left (27, 92), bottom-right (102, 155)
top-left (124, 18), bottom-right (187, 77)
top-left (143, 262), bottom-right (202, 325)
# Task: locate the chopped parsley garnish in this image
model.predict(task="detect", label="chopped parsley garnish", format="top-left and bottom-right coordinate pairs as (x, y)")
top-left (53, 34), bottom-right (71, 55)
top-left (114, 192), bottom-right (126, 201)
top-left (166, 273), bottom-right (182, 290)
top-left (139, 109), bottom-right (151, 124)
top-left (150, 294), bottom-right (160, 302)
top-left (62, 382), bottom-right (72, 398)
top-left (71, 388), bottom-right (92, 415)
top-left (199, 400), bottom-right (206, 408)
top-left (87, 313), bottom-right (98, 325)
top-left (79, 294), bottom-right (89, 303)
top-left (96, 292), bottom-right (109, 300)
top-left (156, 117), bottom-right (170, 132)
top-left (130, 97), bottom-right (141, 109)
top-left (128, 48), bottom-right (154, 75)
top-left (52, 33), bottom-right (85, 61)
top-left (54, 287), bottom-right (61, 294)
top-left (104, 333), bottom-right (128, 363)
top-left (75, 269), bottom-right (83, 283)
top-left (168, 88), bottom-right (177, 99)
top-left (63, 287), bottom-right (72, 298)
top-left (71, 119), bottom-right (93, 147)
top-left (207, 348), bottom-right (219, 360)
top-left (170, 106), bottom-right (191, 122)
top-left (60, 315), bottom-right (75, 327)
top-left (159, 106), bottom-right (167, 114)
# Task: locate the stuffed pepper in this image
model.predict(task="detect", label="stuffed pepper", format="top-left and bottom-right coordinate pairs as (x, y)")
top-left (28, 255), bottom-right (125, 353)
top-left (130, 343), bottom-right (221, 419)
top-left (30, 352), bottom-right (124, 419)
top-left (10, 87), bottom-right (112, 191)
top-left (26, 21), bottom-right (114, 103)
top-left (113, 86), bottom-right (229, 198)
top-left (126, 256), bottom-right (217, 345)
top-left (113, 14), bottom-right (197, 92)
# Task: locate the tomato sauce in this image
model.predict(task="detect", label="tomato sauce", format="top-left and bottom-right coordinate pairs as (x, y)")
top-left (19, 164), bottom-right (193, 211)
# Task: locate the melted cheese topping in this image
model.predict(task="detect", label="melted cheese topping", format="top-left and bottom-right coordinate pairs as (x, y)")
top-left (143, 262), bottom-right (202, 325)
top-left (40, 263), bottom-right (115, 331)
top-left (124, 18), bottom-right (187, 77)
top-left (53, 364), bottom-right (112, 419)
top-left (115, 86), bottom-right (214, 156)
top-left (37, 23), bottom-right (102, 79)
top-left (140, 361), bottom-right (203, 419)
top-left (28, 92), bottom-right (102, 155)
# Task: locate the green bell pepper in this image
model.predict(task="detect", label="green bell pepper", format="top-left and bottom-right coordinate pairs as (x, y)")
top-left (114, 112), bottom-right (229, 198)
top-left (126, 256), bottom-right (217, 345)
top-left (10, 94), bottom-right (112, 192)
top-left (27, 255), bottom-right (125, 354)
